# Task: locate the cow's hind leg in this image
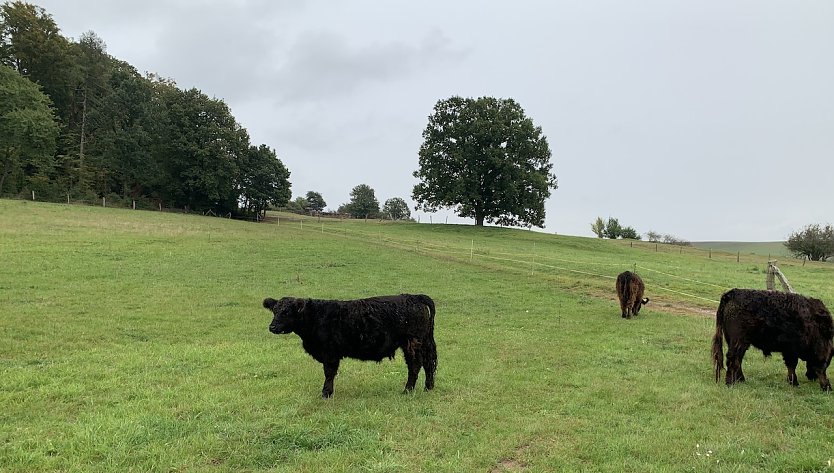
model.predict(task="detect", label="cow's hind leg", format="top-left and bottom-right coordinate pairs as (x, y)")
top-left (422, 337), bottom-right (437, 391)
top-left (402, 340), bottom-right (421, 393)
top-left (782, 353), bottom-right (800, 387)
top-left (725, 342), bottom-right (749, 385)
top-left (321, 361), bottom-right (340, 399)
top-left (807, 362), bottom-right (832, 391)
top-left (817, 371), bottom-right (832, 391)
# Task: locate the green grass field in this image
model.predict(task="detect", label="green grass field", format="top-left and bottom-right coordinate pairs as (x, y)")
top-left (692, 241), bottom-right (793, 259)
top-left (2, 200), bottom-right (834, 472)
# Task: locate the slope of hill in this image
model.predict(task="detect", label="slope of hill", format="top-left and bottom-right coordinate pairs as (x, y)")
top-left (692, 241), bottom-right (792, 259)
top-left (2, 200), bottom-right (833, 472)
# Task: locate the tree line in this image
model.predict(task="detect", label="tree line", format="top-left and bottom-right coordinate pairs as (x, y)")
top-left (3, 2), bottom-right (560, 228)
top-left (1, 1), bottom-right (291, 218)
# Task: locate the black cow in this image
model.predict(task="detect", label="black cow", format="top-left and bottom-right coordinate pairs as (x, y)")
top-left (712, 288), bottom-right (833, 391)
top-left (263, 294), bottom-right (437, 398)
top-left (616, 271), bottom-right (649, 318)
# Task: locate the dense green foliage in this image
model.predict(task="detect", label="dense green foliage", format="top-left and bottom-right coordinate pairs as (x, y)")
top-left (382, 197), bottom-right (411, 220)
top-left (785, 224), bottom-right (834, 261)
top-left (412, 96), bottom-right (557, 227)
top-left (591, 216), bottom-right (640, 240)
top-left (0, 1), bottom-right (291, 216)
top-left (0, 64), bottom-right (59, 194)
top-left (305, 191), bottom-right (326, 213)
top-left (340, 183), bottom-right (380, 218)
top-left (2, 200), bottom-right (833, 471)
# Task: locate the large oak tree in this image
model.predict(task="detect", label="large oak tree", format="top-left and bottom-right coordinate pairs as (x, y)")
top-left (412, 96), bottom-right (557, 227)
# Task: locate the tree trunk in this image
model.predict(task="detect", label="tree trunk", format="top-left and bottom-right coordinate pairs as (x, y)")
top-left (0, 154), bottom-right (13, 195)
top-left (475, 212), bottom-right (484, 226)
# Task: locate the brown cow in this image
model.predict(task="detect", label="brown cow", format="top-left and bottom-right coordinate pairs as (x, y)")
top-left (616, 271), bottom-right (649, 318)
top-left (712, 288), bottom-right (833, 391)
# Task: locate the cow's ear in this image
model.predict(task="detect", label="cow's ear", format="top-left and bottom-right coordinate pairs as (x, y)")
top-left (263, 298), bottom-right (278, 310)
top-left (295, 298), bottom-right (308, 312)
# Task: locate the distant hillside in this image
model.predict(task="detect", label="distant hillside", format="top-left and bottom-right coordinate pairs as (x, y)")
top-left (692, 241), bottom-right (791, 258)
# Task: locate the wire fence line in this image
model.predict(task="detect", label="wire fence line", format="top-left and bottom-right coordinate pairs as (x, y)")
top-left (270, 216), bottom-right (737, 308)
top-left (636, 265), bottom-right (731, 291)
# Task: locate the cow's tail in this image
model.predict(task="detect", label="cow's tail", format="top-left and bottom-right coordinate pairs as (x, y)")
top-left (712, 295), bottom-right (727, 383)
top-left (415, 295), bottom-right (437, 383)
top-left (415, 294), bottom-right (436, 323)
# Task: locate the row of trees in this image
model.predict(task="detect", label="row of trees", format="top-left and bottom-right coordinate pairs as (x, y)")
top-left (590, 217), bottom-right (692, 245)
top-left (590, 217), bottom-right (640, 240)
top-left (286, 186), bottom-right (411, 221)
top-left (4, 2), bottom-right (560, 228)
top-left (1, 2), bottom-right (291, 218)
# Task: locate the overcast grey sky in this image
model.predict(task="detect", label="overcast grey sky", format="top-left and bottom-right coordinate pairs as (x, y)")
top-left (35, 0), bottom-right (834, 241)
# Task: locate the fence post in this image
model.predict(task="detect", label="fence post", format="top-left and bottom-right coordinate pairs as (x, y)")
top-left (67, 193), bottom-right (70, 204)
top-left (737, 252), bottom-right (740, 263)
top-left (767, 261), bottom-right (795, 293)
top-left (531, 242), bottom-right (536, 275)
top-left (133, 200), bottom-right (136, 210)
top-left (470, 240), bottom-right (474, 263)
top-left (103, 197), bottom-right (106, 207)
top-left (32, 191), bottom-right (35, 201)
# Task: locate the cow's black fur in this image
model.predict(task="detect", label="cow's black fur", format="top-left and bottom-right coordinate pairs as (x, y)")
top-left (616, 271), bottom-right (649, 318)
top-left (263, 294), bottom-right (437, 398)
top-left (712, 288), bottom-right (834, 391)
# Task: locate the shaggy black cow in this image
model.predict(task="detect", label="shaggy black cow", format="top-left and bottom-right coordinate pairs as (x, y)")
top-left (712, 288), bottom-right (834, 391)
top-left (616, 271), bottom-right (649, 318)
top-left (263, 294), bottom-right (437, 398)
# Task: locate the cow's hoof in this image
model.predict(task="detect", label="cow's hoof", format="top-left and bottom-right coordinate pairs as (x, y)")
top-left (821, 383), bottom-right (832, 392)
top-left (322, 390), bottom-right (334, 399)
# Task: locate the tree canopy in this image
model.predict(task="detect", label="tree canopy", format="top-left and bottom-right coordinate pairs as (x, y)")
top-left (785, 224), bottom-right (834, 261)
top-left (0, 1), bottom-right (292, 219)
top-left (382, 197), bottom-right (411, 220)
top-left (412, 96), bottom-right (557, 227)
top-left (342, 184), bottom-right (379, 219)
top-left (590, 216), bottom-right (640, 240)
top-left (305, 191), bottom-right (326, 212)
top-left (0, 64), bottom-right (59, 194)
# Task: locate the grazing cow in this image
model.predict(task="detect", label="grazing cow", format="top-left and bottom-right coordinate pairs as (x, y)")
top-left (616, 271), bottom-right (649, 318)
top-left (263, 294), bottom-right (437, 398)
top-left (711, 288), bottom-right (833, 391)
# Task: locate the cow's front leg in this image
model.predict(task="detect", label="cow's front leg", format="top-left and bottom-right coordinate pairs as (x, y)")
top-left (322, 361), bottom-right (340, 398)
top-left (782, 354), bottom-right (799, 386)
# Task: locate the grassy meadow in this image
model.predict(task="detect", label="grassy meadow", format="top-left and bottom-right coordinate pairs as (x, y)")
top-left (2, 199), bottom-right (834, 472)
top-left (692, 241), bottom-right (793, 259)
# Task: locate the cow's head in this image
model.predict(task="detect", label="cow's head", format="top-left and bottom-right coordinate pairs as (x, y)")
top-left (263, 297), bottom-right (307, 334)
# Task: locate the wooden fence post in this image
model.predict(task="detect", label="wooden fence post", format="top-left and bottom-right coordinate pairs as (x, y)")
top-left (766, 261), bottom-right (795, 293)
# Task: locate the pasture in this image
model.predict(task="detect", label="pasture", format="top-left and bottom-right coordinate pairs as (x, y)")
top-left (1, 199), bottom-right (833, 472)
top-left (691, 241), bottom-right (793, 259)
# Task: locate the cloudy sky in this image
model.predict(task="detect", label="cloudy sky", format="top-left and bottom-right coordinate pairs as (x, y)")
top-left (35, 0), bottom-right (834, 241)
